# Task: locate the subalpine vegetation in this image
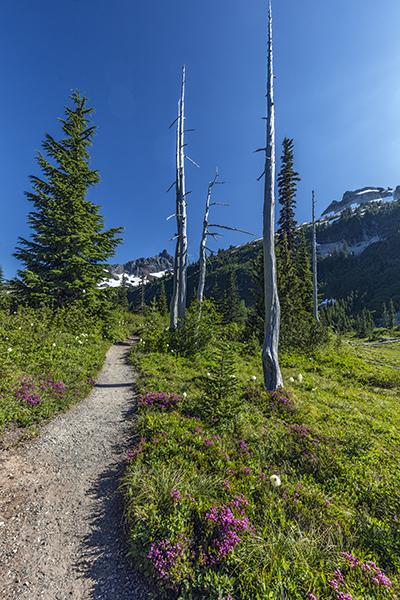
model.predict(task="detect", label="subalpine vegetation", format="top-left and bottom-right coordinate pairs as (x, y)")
top-left (0, 92), bottom-right (133, 439)
top-left (122, 6), bottom-right (399, 600)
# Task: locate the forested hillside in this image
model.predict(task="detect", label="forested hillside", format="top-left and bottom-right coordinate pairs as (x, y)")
top-left (132, 198), bottom-right (400, 318)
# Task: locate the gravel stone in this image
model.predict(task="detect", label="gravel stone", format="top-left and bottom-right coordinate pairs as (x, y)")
top-left (0, 340), bottom-right (147, 599)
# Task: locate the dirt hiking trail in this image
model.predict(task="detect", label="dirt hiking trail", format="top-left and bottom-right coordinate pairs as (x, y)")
top-left (0, 340), bottom-right (147, 600)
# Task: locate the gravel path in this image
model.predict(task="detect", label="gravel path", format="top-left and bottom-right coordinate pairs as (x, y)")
top-left (0, 340), bottom-right (147, 600)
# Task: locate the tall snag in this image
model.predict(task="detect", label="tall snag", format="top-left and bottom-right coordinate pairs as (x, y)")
top-left (312, 190), bottom-right (320, 321)
top-left (170, 67), bottom-right (188, 329)
top-left (262, 1), bottom-right (283, 390)
top-left (197, 170), bottom-right (254, 304)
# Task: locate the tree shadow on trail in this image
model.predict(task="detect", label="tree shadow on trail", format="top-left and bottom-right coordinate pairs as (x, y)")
top-left (76, 410), bottom-right (148, 598)
top-left (95, 383), bottom-right (133, 389)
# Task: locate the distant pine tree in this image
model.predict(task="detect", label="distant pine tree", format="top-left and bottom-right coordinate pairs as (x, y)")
top-left (277, 233), bottom-right (300, 345)
top-left (157, 280), bottom-right (168, 315)
top-left (355, 308), bottom-right (374, 338)
top-left (116, 274), bottom-right (129, 311)
top-left (388, 299), bottom-right (397, 329)
top-left (382, 302), bottom-right (390, 328)
top-left (222, 270), bottom-right (246, 324)
top-left (277, 138), bottom-right (300, 252)
top-left (295, 229), bottom-right (314, 314)
top-left (14, 92), bottom-right (122, 308)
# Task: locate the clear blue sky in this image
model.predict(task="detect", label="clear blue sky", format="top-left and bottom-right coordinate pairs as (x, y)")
top-left (1, 0), bottom-right (400, 278)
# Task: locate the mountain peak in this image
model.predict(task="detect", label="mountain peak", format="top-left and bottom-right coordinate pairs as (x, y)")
top-left (322, 186), bottom-right (398, 216)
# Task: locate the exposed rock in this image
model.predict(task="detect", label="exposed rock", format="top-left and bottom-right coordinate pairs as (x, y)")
top-left (323, 186), bottom-right (394, 216)
top-left (109, 249), bottom-right (173, 278)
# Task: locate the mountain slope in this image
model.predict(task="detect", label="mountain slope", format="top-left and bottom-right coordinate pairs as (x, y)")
top-left (127, 191), bottom-right (400, 315)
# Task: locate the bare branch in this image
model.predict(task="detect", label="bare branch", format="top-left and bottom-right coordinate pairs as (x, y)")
top-left (209, 224), bottom-right (256, 236)
top-left (185, 155), bottom-right (200, 168)
top-left (166, 213), bottom-right (176, 221)
top-left (169, 116), bottom-right (178, 129)
top-left (166, 180), bottom-right (176, 192)
top-left (257, 170), bottom-right (266, 181)
top-left (254, 147), bottom-right (267, 153)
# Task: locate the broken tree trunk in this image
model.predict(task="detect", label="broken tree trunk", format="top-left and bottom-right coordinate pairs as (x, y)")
top-left (170, 66), bottom-right (188, 329)
top-left (312, 190), bottom-right (320, 321)
top-left (169, 98), bottom-right (181, 330)
top-left (178, 66), bottom-right (188, 322)
top-left (262, 1), bottom-right (283, 391)
top-left (197, 171), bottom-right (220, 303)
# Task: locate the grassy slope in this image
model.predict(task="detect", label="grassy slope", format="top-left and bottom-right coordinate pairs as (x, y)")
top-left (0, 307), bottom-right (135, 438)
top-left (124, 316), bottom-right (400, 599)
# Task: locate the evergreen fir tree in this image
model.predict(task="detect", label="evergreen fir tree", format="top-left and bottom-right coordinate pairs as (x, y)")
top-left (14, 92), bottom-right (122, 308)
top-left (245, 248), bottom-right (264, 343)
top-left (116, 274), bottom-right (129, 311)
top-left (277, 233), bottom-right (300, 346)
top-left (382, 302), bottom-right (390, 328)
top-left (295, 229), bottom-right (314, 314)
top-left (157, 280), bottom-right (168, 315)
top-left (355, 308), bottom-right (374, 338)
top-left (388, 299), bottom-right (397, 329)
top-left (277, 137), bottom-right (300, 252)
top-left (222, 270), bottom-right (246, 324)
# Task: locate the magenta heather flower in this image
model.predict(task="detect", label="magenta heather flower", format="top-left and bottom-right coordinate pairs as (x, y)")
top-left (242, 467), bottom-right (252, 475)
top-left (239, 439), bottom-right (250, 453)
top-left (147, 539), bottom-right (183, 580)
top-left (341, 551), bottom-right (359, 568)
top-left (334, 569), bottom-right (345, 583)
top-left (289, 424), bottom-right (312, 437)
top-left (269, 390), bottom-right (295, 411)
top-left (138, 391), bottom-right (181, 410)
top-left (15, 378), bottom-right (41, 406)
top-left (170, 488), bottom-right (182, 501)
top-left (126, 437), bottom-right (146, 461)
top-left (226, 595), bottom-right (234, 600)
top-left (328, 579), bottom-right (339, 591)
top-left (371, 571), bottom-right (392, 588)
top-left (204, 438), bottom-right (214, 447)
top-left (223, 479), bottom-right (231, 490)
top-left (307, 594), bottom-right (318, 600)
top-left (337, 594), bottom-right (353, 600)
top-left (205, 499), bottom-right (252, 564)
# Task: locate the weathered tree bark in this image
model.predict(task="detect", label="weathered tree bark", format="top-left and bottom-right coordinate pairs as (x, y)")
top-left (170, 67), bottom-right (188, 329)
top-left (197, 181), bottom-right (212, 304)
top-left (262, 1), bottom-right (283, 391)
top-left (169, 99), bottom-right (181, 330)
top-left (177, 66), bottom-right (188, 321)
top-left (312, 190), bottom-right (319, 321)
top-left (197, 171), bottom-right (221, 303)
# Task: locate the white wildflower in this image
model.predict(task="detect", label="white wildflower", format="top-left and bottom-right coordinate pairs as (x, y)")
top-left (78, 340), bottom-right (83, 345)
top-left (7, 347), bottom-right (12, 353)
top-left (251, 375), bottom-right (257, 382)
top-left (270, 474), bottom-right (281, 488)
top-left (288, 376), bottom-right (295, 383)
top-left (52, 343), bottom-right (56, 347)
top-left (297, 374), bottom-right (303, 383)
top-left (207, 372), bottom-right (211, 377)
top-left (31, 323), bottom-right (34, 327)
top-left (183, 392), bottom-right (187, 398)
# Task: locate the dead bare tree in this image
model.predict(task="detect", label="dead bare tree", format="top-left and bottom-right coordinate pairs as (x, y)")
top-left (261, 1), bottom-right (283, 390)
top-left (197, 170), bottom-right (254, 304)
top-left (169, 66), bottom-right (189, 330)
top-left (312, 190), bottom-right (320, 321)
